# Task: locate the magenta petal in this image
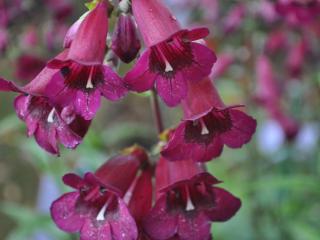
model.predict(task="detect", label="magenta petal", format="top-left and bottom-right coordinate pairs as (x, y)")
top-left (80, 219), bottom-right (112, 240)
top-left (187, 28), bottom-right (210, 41)
top-left (124, 50), bottom-right (156, 92)
top-left (200, 138), bottom-right (224, 162)
top-left (182, 43), bottom-right (217, 82)
top-left (155, 72), bottom-right (187, 107)
top-left (14, 95), bottom-right (29, 120)
top-left (34, 123), bottom-right (59, 155)
top-left (57, 120), bottom-right (82, 149)
top-left (0, 78), bottom-right (20, 92)
top-left (221, 109), bottom-right (257, 148)
top-left (63, 173), bottom-right (84, 189)
top-left (51, 192), bottom-right (85, 233)
top-left (100, 66), bottom-right (128, 101)
top-left (45, 71), bottom-right (76, 107)
top-left (177, 212), bottom-right (211, 240)
top-left (143, 196), bottom-right (178, 239)
top-left (207, 187), bottom-right (241, 222)
top-left (109, 199), bottom-right (138, 240)
top-left (75, 90), bottom-right (101, 120)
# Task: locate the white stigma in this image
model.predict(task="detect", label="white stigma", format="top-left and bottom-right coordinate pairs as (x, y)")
top-left (96, 203), bottom-right (108, 221)
top-left (186, 198), bottom-right (195, 211)
top-left (200, 120), bottom-right (209, 135)
top-left (164, 60), bottom-right (174, 72)
top-left (47, 108), bottom-right (55, 123)
top-left (86, 68), bottom-right (94, 89)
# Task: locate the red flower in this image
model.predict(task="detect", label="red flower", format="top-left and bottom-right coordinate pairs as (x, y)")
top-left (162, 78), bottom-right (257, 162)
top-left (143, 158), bottom-right (241, 240)
top-left (51, 146), bottom-right (150, 240)
top-left (46, 1), bottom-right (127, 120)
top-left (124, 0), bottom-right (216, 106)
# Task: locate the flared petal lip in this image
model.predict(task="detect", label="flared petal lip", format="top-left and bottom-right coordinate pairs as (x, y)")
top-left (148, 27), bottom-right (210, 48)
top-left (158, 172), bottom-right (222, 194)
top-left (183, 104), bottom-right (245, 121)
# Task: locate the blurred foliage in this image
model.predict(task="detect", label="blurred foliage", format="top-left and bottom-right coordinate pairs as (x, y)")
top-left (0, 0), bottom-right (320, 240)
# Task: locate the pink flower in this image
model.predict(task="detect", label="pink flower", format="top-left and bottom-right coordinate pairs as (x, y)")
top-left (265, 30), bottom-right (288, 54)
top-left (286, 38), bottom-right (308, 78)
top-left (223, 3), bottom-right (246, 34)
top-left (0, 77), bottom-right (91, 155)
top-left (46, 1), bottom-right (127, 120)
top-left (51, 147), bottom-right (150, 240)
top-left (162, 78), bottom-right (257, 162)
top-left (124, 0), bottom-right (216, 106)
top-left (111, 14), bottom-right (141, 63)
top-left (143, 158), bottom-right (241, 240)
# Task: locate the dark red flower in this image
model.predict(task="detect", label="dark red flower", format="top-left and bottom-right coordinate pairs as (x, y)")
top-left (124, 0), bottom-right (216, 106)
top-left (143, 158), bottom-right (241, 240)
top-left (162, 78), bottom-right (257, 162)
top-left (0, 77), bottom-right (91, 155)
top-left (51, 147), bottom-right (150, 239)
top-left (46, 1), bottom-right (127, 120)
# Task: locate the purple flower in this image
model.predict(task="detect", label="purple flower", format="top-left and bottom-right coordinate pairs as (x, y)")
top-left (46, 1), bottom-right (127, 120)
top-left (0, 77), bottom-right (91, 155)
top-left (111, 14), bottom-right (141, 63)
top-left (143, 158), bottom-right (241, 240)
top-left (124, 0), bottom-right (216, 107)
top-left (51, 147), bottom-right (150, 239)
top-left (162, 78), bottom-right (257, 162)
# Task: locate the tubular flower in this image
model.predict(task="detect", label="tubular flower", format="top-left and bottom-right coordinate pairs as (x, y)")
top-left (51, 147), bottom-right (150, 240)
top-left (124, 0), bottom-right (216, 107)
top-left (143, 158), bottom-right (241, 240)
top-left (0, 66), bottom-right (91, 155)
top-left (46, 1), bottom-right (127, 120)
top-left (111, 13), bottom-right (141, 63)
top-left (161, 78), bottom-right (257, 162)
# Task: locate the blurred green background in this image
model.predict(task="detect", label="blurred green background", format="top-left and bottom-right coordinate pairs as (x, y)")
top-left (0, 1), bottom-right (320, 239)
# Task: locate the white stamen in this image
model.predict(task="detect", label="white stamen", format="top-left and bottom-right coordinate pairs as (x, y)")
top-left (96, 203), bottom-right (108, 221)
top-left (47, 108), bottom-right (55, 123)
top-left (186, 198), bottom-right (195, 211)
top-left (164, 60), bottom-right (174, 72)
top-left (200, 120), bottom-right (209, 135)
top-left (86, 68), bottom-right (94, 89)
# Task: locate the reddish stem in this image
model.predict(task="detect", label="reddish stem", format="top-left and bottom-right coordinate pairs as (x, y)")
top-left (151, 89), bottom-right (164, 134)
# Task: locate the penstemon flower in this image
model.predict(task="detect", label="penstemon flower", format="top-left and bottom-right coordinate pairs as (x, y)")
top-left (124, 0), bottom-right (217, 106)
top-left (51, 146), bottom-right (149, 240)
top-left (142, 158), bottom-right (241, 240)
top-left (45, 0), bottom-right (127, 120)
top-left (162, 78), bottom-right (257, 162)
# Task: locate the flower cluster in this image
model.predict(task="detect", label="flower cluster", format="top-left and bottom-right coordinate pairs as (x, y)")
top-left (0, 0), bottom-right (258, 239)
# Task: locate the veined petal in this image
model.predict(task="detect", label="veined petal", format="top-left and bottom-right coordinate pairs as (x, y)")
top-left (100, 65), bottom-right (128, 101)
top-left (75, 90), bottom-right (101, 121)
top-left (51, 192), bottom-right (85, 233)
top-left (182, 42), bottom-right (217, 82)
top-left (155, 71), bottom-right (187, 107)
